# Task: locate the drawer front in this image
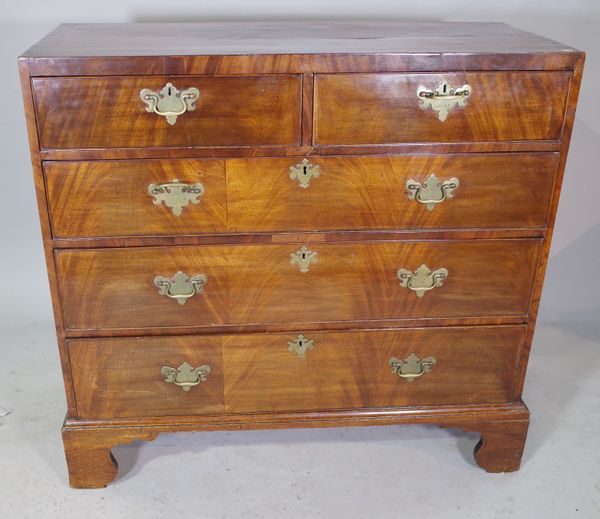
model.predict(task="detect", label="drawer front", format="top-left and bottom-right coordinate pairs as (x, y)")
top-left (224, 326), bottom-right (524, 413)
top-left (228, 154), bottom-right (557, 232)
top-left (68, 335), bottom-right (225, 419)
top-left (45, 160), bottom-right (227, 238)
top-left (46, 153), bottom-right (557, 239)
top-left (56, 240), bottom-right (539, 331)
top-left (314, 72), bottom-right (570, 145)
top-left (33, 75), bottom-right (302, 149)
top-left (67, 326), bottom-right (523, 419)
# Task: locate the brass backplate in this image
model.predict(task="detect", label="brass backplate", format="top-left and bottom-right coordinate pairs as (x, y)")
top-left (154, 271), bottom-right (207, 305)
top-left (288, 334), bottom-right (315, 358)
top-left (405, 173), bottom-right (459, 211)
top-left (389, 353), bottom-right (437, 382)
top-left (397, 264), bottom-right (448, 297)
top-left (148, 179), bottom-right (205, 216)
top-left (140, 82), bottom-right (200, 125)
top-left (290, 246), bottom-right (318, 273)
top-left (417, 80), bottom-right (472, 121)
top-left (289, 159), bottom-right (320, 188)
top-left (161, 362), bottom-right (211, 391)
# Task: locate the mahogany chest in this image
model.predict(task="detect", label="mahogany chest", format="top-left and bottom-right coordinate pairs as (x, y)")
top-left (19, 22), bottom-right (584, 488)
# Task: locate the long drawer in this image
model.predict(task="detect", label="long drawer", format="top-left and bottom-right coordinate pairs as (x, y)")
top-left (68, 326), bottom-right (525, 419)
top-left (45, 153), bottom-right (557, 238)
top-left (32, 75), bottom-right (302, 149)
top-left (314, 71), bottom-right (570, 144)
top-left (55, 240), bottom-right (539, 331)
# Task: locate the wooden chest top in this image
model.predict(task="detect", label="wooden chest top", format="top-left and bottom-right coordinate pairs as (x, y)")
top-left (21, 21), bottom-right (579, 75)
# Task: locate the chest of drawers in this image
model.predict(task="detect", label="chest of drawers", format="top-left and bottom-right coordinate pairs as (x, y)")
top-left (19, 21), bottom-right (584, 488)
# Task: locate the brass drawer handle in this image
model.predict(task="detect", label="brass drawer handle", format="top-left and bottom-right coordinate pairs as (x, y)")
top-left (154, 271), bottom-right (207, 305)
top-left (406, 174), bottom-right (459, 211)
top-left (140, 82), bottom-right (200, 125)
top-left (397, 264), bottom-right (448, 297)
top-left (148, 179), bottom-right (205, 216)
top-left (290, 246), bottom-right (318, 273)
top-left (417, 80), bottom-right (472, 121)
top-left (161, 362), bottom-right (211, 391)
top-left (288, 334), bottom-right (315, 358)
top-left (290, 159), bottom-right (320, 188)
top-left (389, 353), bottom-right (437, 382)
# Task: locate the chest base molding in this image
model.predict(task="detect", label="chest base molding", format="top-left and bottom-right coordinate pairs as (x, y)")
top-left (62, 402), bottom-right (529, 488)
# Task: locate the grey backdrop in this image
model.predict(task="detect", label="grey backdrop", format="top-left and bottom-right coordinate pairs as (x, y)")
top-left (1, 3), bottom-right (599, 517)
top-left (1, 0), bottom-right (598, 328)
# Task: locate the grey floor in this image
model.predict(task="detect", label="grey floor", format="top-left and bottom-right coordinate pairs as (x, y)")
top-left (1, 320), bottom-right (599, 518)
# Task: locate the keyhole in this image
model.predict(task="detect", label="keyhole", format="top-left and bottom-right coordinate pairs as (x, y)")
top-left (303, 166), bottom-right (308, 176)
top-left (298, 340), bottom-right (304, 347)
top-left (301, 253), bottom-right (306, 259)
top-left (167, 86), bottom-right (172, 96)
top-left (442, 83), bottom-right (448, 94)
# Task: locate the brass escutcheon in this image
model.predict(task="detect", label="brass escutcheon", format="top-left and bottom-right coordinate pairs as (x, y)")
top-left (148, 179), bottom-right (205, 216)
top-left (290, 246), bottom-right (318, 273)
top-left (389, 353), bottom-right (437, 382)
top-left (405, 173), bottom-right (459, 211)
top-left (140, 82), bottom-right (200, 125)
top-left (290, 159), bottom-right (320, 188)
top-left (397, 264), bottom-right (448, 297)
top-left (417, 80), bottom-right (472, 121)
top-left (288, 334), bottom-right (315, 358)
top-left (154, 271), bottom-right (207, 305)
top-left (161, 362), bottom-right (211, 391)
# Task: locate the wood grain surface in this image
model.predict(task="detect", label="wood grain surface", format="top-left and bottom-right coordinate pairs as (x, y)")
top-left (227, 154), bottom-right (558, 233)
top-left (22, 22), bottom-right (575, 57)
top-left (314, 72), bottom-right (570, 144)
top-left (21, 22), bottom-right (580, 77)
top-left (67, 326), bottom-right (524, 419)
top-left (45, 154), bottom-right (557, 238)
top-left (68, 335), bottom-right (225, 419)
top-left (33, 75), bottom-right (302, 149)
top-left (55, 239), bottom-right (540, 331)
top-left (45, 159), bottom-right (227, 238)
top-left (38, 141), bottom-right (562, 162)
top-left (223, 326), bottom-right (525, 413)
top-left (61, 403), bottom-right (530, 487)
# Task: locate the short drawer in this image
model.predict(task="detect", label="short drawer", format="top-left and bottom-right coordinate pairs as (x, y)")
top-left (68, 335), bottom-right (225, 419)
top-left (314, 72), bottom-right (570, 144)
top-left (224, 326), bottom-right (525, 413)
top-left (33, 75), bottom-right (302, 149)
top-left (56, 239), bottom-right (539, 331)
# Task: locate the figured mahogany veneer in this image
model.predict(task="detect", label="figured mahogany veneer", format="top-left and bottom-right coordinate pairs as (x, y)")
top-left (55, 239), bottom-right (539, 331)
top-left (33, 75), bottom-right (302, 149)
top-left (223, 326), bottom-right (525, 414)
top-left (46, 154), bottom-right (557, 238)
top-left (227, 154), bottom-right (558, 233)
top-left (314, 72), bottom-right (570, 145)
top-left (19, 22), bottom-right (584, 488)
top-left (68, 326), bottom-right (524, 419)
top-left (46, 159), bottom-right (228, 237)
top-left (69, 335), bottom-right (225, 418)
